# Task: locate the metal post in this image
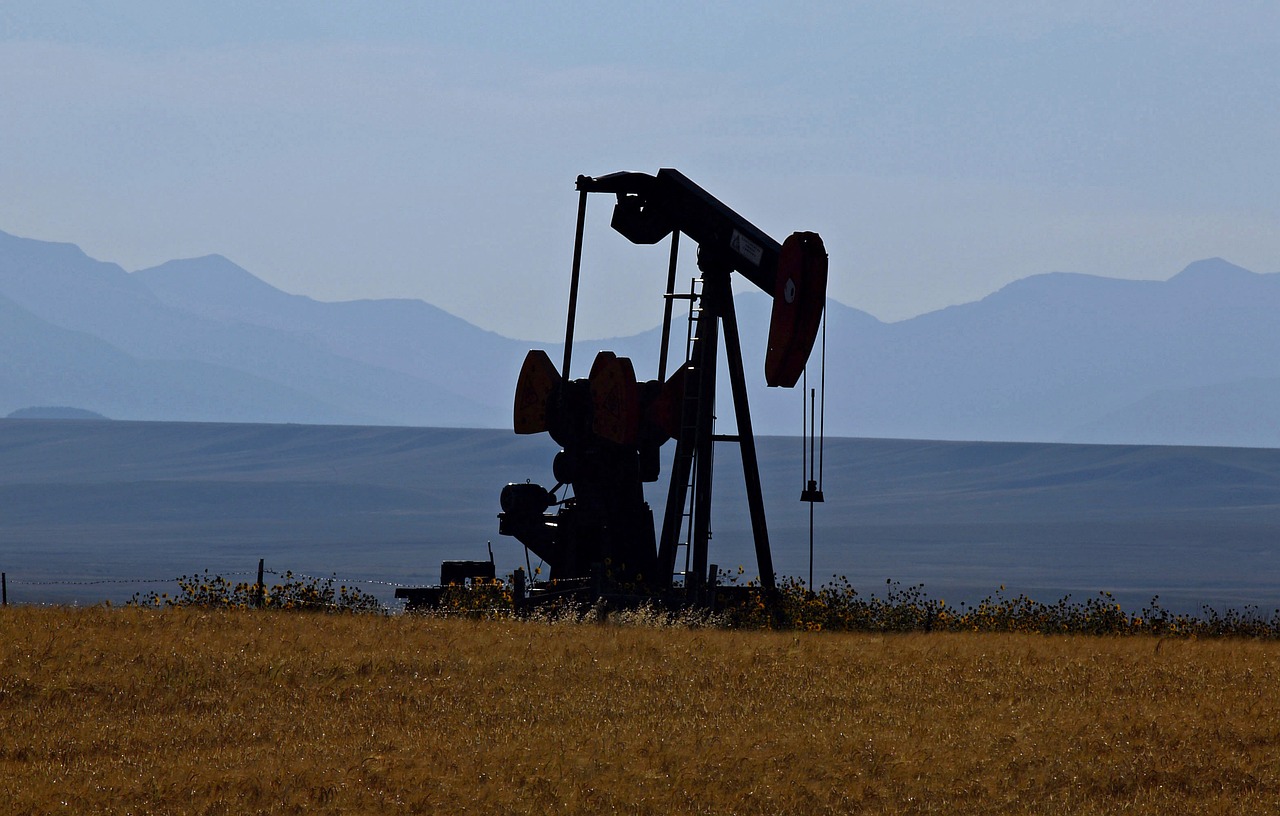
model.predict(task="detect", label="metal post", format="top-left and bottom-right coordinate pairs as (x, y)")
top-left (657, 231), bottom-right (681, 382)
top-left (810, 388), bottom-right (816, 590)
top-left (562, 186), bottom-right (590, 380)
top-left (809, 500), bottom-right (815, 591)
top-left (657, 378), bottom-right (698, 587)
top-left (255, 558), bottom-right (265, 609)
top-left (688, 282), bottom-right (720, 599)
top-left (719, 280), bottom-right (776, 592)
top-left (513, 568), bottom-right (525, 616)
top-left (2, 572), bottom-right (6, 607)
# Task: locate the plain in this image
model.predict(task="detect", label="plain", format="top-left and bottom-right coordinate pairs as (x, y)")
top-left (2, 607), bottom-right (1279, 815)
top-left (3, 420), bottom-right (1280, 613)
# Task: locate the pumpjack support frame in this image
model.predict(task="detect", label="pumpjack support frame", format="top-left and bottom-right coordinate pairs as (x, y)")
top-left (501, 170), bottom-right (824, 599)
top-left (398, 169), bottom-right (826, 609)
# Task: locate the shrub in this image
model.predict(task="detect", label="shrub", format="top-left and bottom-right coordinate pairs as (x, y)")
top-left (128, 570), bottom-right (384, 614)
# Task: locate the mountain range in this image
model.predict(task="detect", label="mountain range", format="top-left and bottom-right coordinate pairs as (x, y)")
top-left (2, 228), bottom-right (1278, 447)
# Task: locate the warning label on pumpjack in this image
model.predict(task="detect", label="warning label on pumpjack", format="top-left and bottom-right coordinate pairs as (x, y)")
top-left (729, 229), bottom-right (763, 266)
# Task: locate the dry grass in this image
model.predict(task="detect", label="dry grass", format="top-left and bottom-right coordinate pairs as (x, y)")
top-left (3, 607), bottom-right (1280, 814)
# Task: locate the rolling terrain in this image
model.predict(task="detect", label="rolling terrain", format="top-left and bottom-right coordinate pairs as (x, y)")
top-left (1, 419), bottom-right (1278, 613)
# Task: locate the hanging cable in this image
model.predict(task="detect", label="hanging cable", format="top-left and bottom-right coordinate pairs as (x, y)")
top-left (800, 311), bottom-right (827, 591)
top-left (802, 366), bottom-right (808, 495)
top-left (819, 307), bottom-right (826, 494)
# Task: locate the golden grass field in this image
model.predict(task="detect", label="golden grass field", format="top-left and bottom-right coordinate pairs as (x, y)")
top-left (2, 607), bottom-right (1279, 815)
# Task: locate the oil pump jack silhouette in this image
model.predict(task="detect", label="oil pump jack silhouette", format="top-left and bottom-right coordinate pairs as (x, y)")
top-left (497, 169), bottom-right (828, 601)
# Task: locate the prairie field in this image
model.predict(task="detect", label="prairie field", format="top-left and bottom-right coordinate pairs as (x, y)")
top-left (2, 607), bottom-right (1279, 815)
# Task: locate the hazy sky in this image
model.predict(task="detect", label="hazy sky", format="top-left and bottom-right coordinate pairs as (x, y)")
top-left (2, 2), bottom-right (1276, 340)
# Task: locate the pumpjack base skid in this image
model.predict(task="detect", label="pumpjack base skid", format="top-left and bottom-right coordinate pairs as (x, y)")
top-left (397, 563), bottom-right (774, 617)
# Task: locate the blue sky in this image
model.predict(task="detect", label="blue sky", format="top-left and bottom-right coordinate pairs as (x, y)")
top-left (2, 2), bottom-right (1276, 340)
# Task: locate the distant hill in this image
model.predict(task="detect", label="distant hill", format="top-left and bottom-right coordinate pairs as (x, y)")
top-left (811, 258), bottom-right (1280, 446)
top-left (2, 228), bottom-right (1279, 446)
top-left (133, 254), bottom-right (522, 411)
top-left (6, 406), bottom-right (108, 420)
top-left (1065, 377), bottom-right (1280, 447)
top-left (0, 231), bottom-right (496, 426)
top-left (0, 287), bottom-right (349, 424)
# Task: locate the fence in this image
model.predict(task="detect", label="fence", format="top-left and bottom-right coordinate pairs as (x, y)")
top-left (0, 560), bottom-right (422, 610)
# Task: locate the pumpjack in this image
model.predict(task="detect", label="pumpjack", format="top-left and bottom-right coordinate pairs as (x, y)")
top-left (399, 169), bottom-right (826, 608)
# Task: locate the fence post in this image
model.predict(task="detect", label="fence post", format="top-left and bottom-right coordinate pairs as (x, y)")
top-left (2, 572), bottom-right (6, 607)
top-left (513, 568), bottom-right (525, 616)
top-left (255, 559), bottom-right (265, 608)
top-left (591, 562), bottom-right (603, 600)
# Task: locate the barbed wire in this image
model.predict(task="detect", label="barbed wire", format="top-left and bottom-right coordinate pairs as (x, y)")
top-left (7, 577), bottom-right (191, 586)
top-left (3, 570), bottom-right (420, 589)
top-left (262, 569), bottom-right (414, 588)
top-left (7, 571), bottom-right (253, 587)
